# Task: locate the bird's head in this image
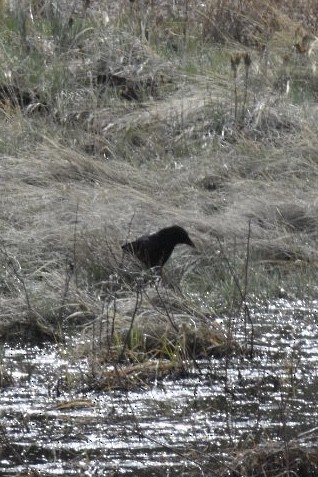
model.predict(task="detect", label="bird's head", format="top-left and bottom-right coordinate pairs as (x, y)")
top-left (166, 225), bottom-right (195, 248)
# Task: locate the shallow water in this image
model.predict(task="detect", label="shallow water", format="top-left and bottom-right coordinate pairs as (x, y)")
top-left (1, 299), bottom-right (318, 476)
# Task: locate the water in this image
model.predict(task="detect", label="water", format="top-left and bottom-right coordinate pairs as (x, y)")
top-left (1, 300), bottom-right (318, 476)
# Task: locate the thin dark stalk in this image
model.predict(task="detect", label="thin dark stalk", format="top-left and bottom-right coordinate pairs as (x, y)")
top-left (57, 204), bottom-right (78, 324)
top-left (111, 297), bottom-right (117, 342)
top-left (184, 0), bottom-right (189, 43)
top-left (73, 202), bottom-right (79, 288)
top-left (118, 287), bottom-right (142, 361)
top-left (57, 257), bottom-right (74, 324)
top-left (104, 296), bottom-right (117, 351)
top-left (233, 73), bottom-right (238, 124)
top-left (243, 219), bottom-right (254, 357)
top-left (216, 228), bottom-right (254, 358)
top-left (241, 53), bottom-right (251, 124)
top-left (151, 279), bottom-right (179, 332)
top-left (243, 219), bottom-right (251, 299)
top-left (230, 54), bottom-right (241, 126)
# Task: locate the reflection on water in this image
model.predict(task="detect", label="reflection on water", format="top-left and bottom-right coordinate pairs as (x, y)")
top-left (1, 300), bottom-right (318, 476)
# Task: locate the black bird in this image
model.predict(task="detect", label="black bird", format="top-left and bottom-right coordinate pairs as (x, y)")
top-left (122, 225), bottom-right (195, 268)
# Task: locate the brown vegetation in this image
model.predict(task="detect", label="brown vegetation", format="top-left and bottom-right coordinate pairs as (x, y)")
top-left (0, 0), bottom-right (318, 348)
top-left (1, 0), bottom-right (318, 475)
top-left (225, 437), bottom-right (318, 477)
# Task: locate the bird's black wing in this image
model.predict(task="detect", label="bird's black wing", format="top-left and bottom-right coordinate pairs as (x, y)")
top-left (122, 235), bottom-right (152, 267)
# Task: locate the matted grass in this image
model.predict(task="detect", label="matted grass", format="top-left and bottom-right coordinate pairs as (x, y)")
top-left (0, 0), bottom-right (318, 356)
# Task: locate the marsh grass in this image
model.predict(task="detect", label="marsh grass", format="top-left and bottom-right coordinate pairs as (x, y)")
top-left (1, 4), bottom-right (318, 471)
top-left (224, 438), bottom-right (318, 477)
top-left (0, 0), bottom-right (318, 476)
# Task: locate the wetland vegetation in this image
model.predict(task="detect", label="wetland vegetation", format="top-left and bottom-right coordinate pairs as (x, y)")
top-left (1, 0), bottom-right (318, 475)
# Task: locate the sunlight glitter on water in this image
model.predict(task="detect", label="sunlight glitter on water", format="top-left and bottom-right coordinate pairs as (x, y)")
top-left (1, 300), bottom-right (318, 475)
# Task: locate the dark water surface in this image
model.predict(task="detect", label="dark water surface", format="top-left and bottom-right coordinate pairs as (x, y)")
top-left (1, 299), bottom-right (318, 476)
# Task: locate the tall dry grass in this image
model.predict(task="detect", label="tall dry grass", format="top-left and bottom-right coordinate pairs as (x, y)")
top-left (0, 0), bottom-right (318, 349)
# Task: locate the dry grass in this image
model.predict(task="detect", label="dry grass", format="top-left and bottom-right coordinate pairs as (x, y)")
top-left (0, 0), bottom-right (318, 352)
top-left (1, 3), bottom-right (318, 476)
top-left (224, 437), bottom-right (318, 477)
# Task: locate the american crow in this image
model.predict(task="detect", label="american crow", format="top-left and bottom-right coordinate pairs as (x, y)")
top-left (122, 225), bottom-right (195, 268)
